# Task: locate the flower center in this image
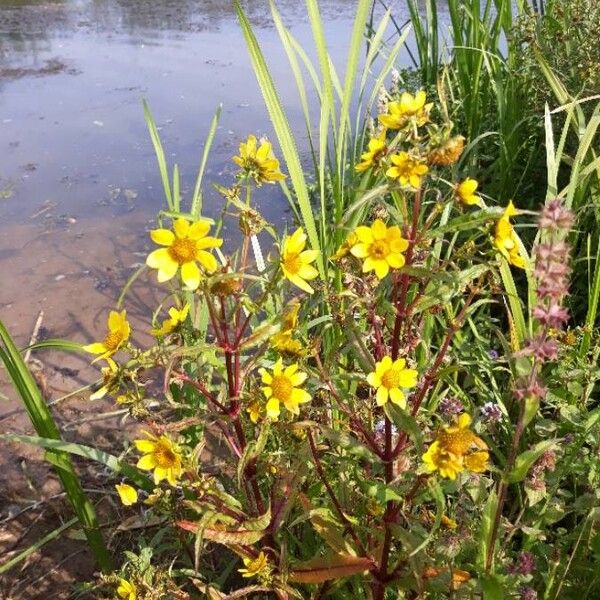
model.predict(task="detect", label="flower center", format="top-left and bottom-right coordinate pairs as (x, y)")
top-left (154, 441), bottom-right (178, 468)
top-left (369, 240), bottom-right (390, 260)
top-left (169, 238), bottom-right (198, 264)
top-left (438, 430), bottom-right (474, 456)
top-left (284, 253), bottom-right (302, 275)
top-left (271, 375), bottom-right (293, 402)
top-left (381, 367), bottom-right (401, 390)
top-left (103, 330), bottom-right (123, 351)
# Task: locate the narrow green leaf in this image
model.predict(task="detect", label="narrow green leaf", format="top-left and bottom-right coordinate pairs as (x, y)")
top-left (234, 0), bottom-right (323, 276)
top-left (143, 99), bottom-right (173, 211)
top-left (191, 104), bottom-right (222, 217)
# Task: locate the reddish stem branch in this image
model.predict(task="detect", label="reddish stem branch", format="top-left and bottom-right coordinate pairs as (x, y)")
top-left (307, 430), bottom-right (371, 559)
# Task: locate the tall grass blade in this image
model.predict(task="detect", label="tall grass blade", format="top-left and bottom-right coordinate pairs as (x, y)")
top-left (191, 104), bottom-right (222, 217)
top-left (0, 517), bottom-right (79, 575)
top-left (0, 322), bottom-right (112, 572)
top-left (143, 99), bottom-right (173, 211)
top-left (234, 0), bottom-right (323, 275)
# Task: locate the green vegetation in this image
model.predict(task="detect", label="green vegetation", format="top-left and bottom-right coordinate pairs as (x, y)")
top-left (1, 1), bottom-right (599, 598)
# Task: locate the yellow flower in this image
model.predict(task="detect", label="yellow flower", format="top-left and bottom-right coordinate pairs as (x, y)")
top-left (115, 483), bottom-right (138, 506)
top-left (494, 200), bottom-right (526, 269)
top-left (378, 90), bottom-right (432, 129)
top-left (146, 218), bottom-right (223, 290)
top-left (355, 130), bottom-right (387, 172)
top-left (422, 414), bottom-right (490, 480)
top-left (281, 228), bottom-right (319, 294)
top-left (386, 152), bottom-right (429, 188)
top-left (151, 304), bottom-right (190, 337)
top-left (260, 358), bottom-right (311, 420)
top-left (83, 310), bottom-right (130, 362)
top-left (247, 399), bottom-right (262, 424)
top-left (456, 178), bottom-right (482, 206)
top-left (89, 357), bottom-right (119, 400)
top-left (271, 303), bottom-right (303, 354)
top-left (233, 134), bottom-right (286, 184)
top-left (422, 441), bottom-right (465, 480)
top-left (134, 433), bottom-right (183, 486)
top-left (350, 219), bottom-right (409, 279)
top-left (239, 551), bottom-right (269, 578)
top-left (116, 579), bottom-right (136, 600)
top-left (367, 356), bottom-right (418, 407)
top-left (333, 231), bottom-right (359, 260)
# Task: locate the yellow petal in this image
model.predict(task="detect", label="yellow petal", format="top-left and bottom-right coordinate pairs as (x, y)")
top-left (389, 387), bottom-right (406, 407)
top-left (115, 483), bottom-right (138, 506)
top-left (150, 228), bottom-right (175, 246)
top-left (181, 261), bottom-right (201, 290)
top-left (366, 372), bottom-right (380, 388)
top-left (376, 386), bottom-right (389, 406)
top-left (196, 250), bottom-right (218, 273)
top-left (457, 413), bottom-right (472, 428)
top-left (173, 218), bottom-right (190, 238)
top-left (134, 439), bottom-right (156, 452)
top-left (137, 454), bottom-right (157, 471)
top-left (266, 397), bottom-right (280, 419)
top-left (371, 219), bottom-right (387, 240)
top-left (187, 220), bottom-right (210, 240)
top-left (83, 342), bottom-right (107, 355)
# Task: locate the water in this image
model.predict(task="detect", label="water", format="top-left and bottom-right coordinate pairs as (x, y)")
top-left (0, 0), bottom-right (385, 345)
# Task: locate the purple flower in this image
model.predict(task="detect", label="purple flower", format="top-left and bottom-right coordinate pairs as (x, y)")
top-left (539, 199), bottom-right (574, 231)
top-left (481, 402), bottom-right (503, 423)
top-left (520, 586), bottom-right (537, 600)
top-left (488, 349), bottom-right (499, 360)
top-left (439, 396), bottom-right (464, 416)
top-left (510, 551), bottom-right (536, 576)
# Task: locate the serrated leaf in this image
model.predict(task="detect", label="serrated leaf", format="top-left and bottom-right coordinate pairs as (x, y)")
top-left (288, 553), bottom-right (372, 583)
top-left (177, 514), bottom-right (268, 545)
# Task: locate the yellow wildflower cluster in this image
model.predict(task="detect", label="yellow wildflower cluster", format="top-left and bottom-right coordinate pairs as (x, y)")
top-left (349, 219), bottom-right (409, 280)
top-left (151, 304), bottom-right (189, 337)
top-left (378, 90), bottom-right (433, 129)
top-left (456, 178), bottom-right (482, 207)
top-left (83, 310), bottom-right (130, 362)
top-left (116, 578), bottom-right (137, 600)
top-left (271, 302), bottom-right (302, 355)
top-left (422, 414), bottom-right (489, 480)
top-left (146, 218), bottom-right (222, 290)
top-left (494, 201), bottom-right (526, 269)
top-left (367, 356), bottom-right (418, 408)
top-left (260, 358), bottom-right (311, 420)
top-left (239, 551), bottom-right (270, 579)
top-left (355, 130), bottom-right (387, 173)
top-left (134, 432), bottom-right (183, 486)
top-left (386, 151), bottom-right (429, 188)
top-left (233, 134), bottom-right (286, 184)
top-left (281, 227), bottom-right (319, 294)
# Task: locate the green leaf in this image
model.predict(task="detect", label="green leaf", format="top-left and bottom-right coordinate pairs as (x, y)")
top-left (190, 103), bottom-right (222, 217)
top-left (143, 99), bottom-right (173, 211)
top-left (506, 440), bottom-right (557, 484)
top-left (478, 489), bottom-right (499, 570)
top-left (0, 322), bottom-right (112, 572)
top-left (0, 517), bottom-right (78, 574)
top-left (479, 574), bottom-right (505, 600)
top-left (234, 0), bottom-right (323, 276)
top-left (383, 404), bottom-right (423, 453)
top-left (2, 433), bottom-right (153, 492)
top-left (320, 426), bottom-right (377, 460)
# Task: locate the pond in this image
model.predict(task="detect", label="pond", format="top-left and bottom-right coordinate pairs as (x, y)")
top-left (0, 0), bottom-right (411, 348)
